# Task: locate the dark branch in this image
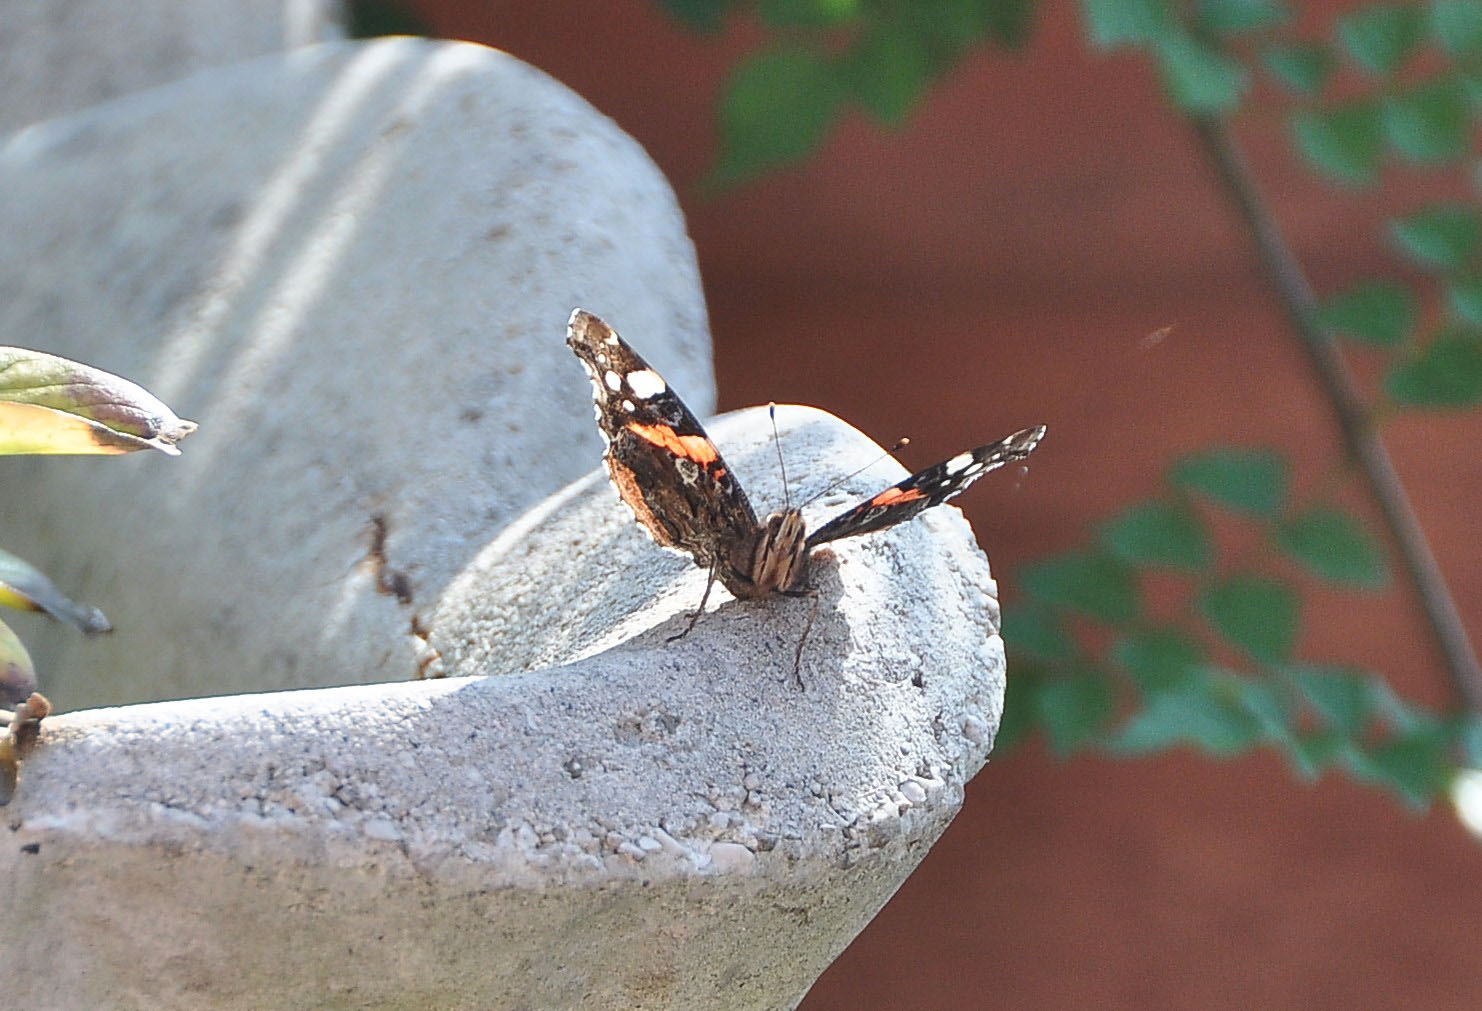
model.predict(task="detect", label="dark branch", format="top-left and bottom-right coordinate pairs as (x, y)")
top-left (1191, 114), bottom-right (1482, 713)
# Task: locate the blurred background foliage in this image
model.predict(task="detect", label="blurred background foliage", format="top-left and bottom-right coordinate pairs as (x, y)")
top-left (636, 0), bottom-right (1482, 819)
top-left (643, 0), bottom-right (1482, 819)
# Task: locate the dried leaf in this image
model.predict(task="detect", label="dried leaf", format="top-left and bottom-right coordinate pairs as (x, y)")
top-left (0, 347), bottom-right (196, 455)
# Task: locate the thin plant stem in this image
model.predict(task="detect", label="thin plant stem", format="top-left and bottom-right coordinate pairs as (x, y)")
top-left (1191, 114), bottom-right (1482, 714)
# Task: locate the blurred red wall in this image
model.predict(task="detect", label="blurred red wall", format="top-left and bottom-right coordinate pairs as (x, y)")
top-left (413, 2), bottom-right (1482, 1006)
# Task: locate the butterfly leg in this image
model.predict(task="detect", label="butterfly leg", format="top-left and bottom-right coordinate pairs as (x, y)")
top-left (667, 559), bottom-right (719, 643)
top-left (780, 583), bottom-right (820, 689)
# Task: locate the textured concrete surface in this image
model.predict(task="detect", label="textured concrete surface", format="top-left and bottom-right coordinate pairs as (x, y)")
top-left (0, 0), bottom-right (341, 133)
top-left (3, 405), bottom-right (1009, 1010)
top-left (0, 38), bottom-right (713, 708)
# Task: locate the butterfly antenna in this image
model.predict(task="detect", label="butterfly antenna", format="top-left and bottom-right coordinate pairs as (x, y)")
top-left (769, 403), bottom-right (792, 509)
top-left (800, 437), bottom-right (911, 509)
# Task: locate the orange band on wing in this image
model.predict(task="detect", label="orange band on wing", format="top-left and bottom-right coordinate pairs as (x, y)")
top-left (869, 486), bottom-right (927, 508)
top-left (627, 422), bottom-right (720, 465)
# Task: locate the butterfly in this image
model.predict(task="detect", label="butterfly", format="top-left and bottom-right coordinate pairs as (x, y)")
top-left (567, 308), bottom-right (1045, 675)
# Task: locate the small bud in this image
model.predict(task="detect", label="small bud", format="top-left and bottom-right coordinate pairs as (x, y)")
top-left (0, 548), bottom-right (110, 636)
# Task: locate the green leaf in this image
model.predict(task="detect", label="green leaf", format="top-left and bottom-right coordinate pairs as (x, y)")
top-left (1430, 0), bottom-right (1482, 56)
top-left (1170, 447), bottom-right (1288, 517)
top-left (984, 0), bottom-right (1038, 47)
top-left (1462, 70), bottom-right (1482, 108)
top-left (1232, 676), bottom-right (1292, 742)
top-left (845, 21), bottom-right (934, 126)
top-left (1286, 728), bottom-right (1350, 780)
top-left (995, 662), bottom-right (1046, 754)
top-left (1382, 76), bottom-right (1470, 164)
top-left (1199, 575), bottom-right (1299, 664)
top-left (1288, 664), bottom-right (1382, 735)
top-left (1292, 101), bottom-right (1384, 186)
top-left (1390, 204), bottom-right (1482, 270)
top-left (1155, 33), bottom-right (1248, 112)
top-left (1385, 327), bottom-right (1482, 406)
top-left (1275, 506), bottom-right (1389, 587)
top-left (1002, 601), bottom-right (1077, 662)
top-left (1337, 2), bottom-right (1425, 76)
top-left (757, 0), bottom-right (859, 28)
top-left (652, 0), bottom-right (740, 31)
top-left (906, 0), bottom-right (1003, 49)
top-left (1261, 42), bottom-right (1334, 94)
top-left (1113, 627), bottom-right (1206, 694)
top-left (706, 44), bottom-right (843, 188)
top-left (1345, 729), bottom-right (1452, 808)
top-left (1196, 0), bottom-right (1289, 35)
top-left (1109, 670), bottom-right (1265, 757)
top-left (1037, 668), bottom-right (1116, 757)
top-left (1099, 500), bottom-right (1212, 570)
top-left (1364, 679), bottom-right (1439, 734)
top-left (1081, 0), bottom-right (1173, 47)
top-left (1316, 279), bottom-right (1417, 346)
top-left (1453, 714), bottom-right (1482, 767)
top-left (1020, 550), bottom-right (1141, 624)
top-left (343, 0), bottom-right (433, 37)
top-left (1447, 276), bottom-right (1482, 325)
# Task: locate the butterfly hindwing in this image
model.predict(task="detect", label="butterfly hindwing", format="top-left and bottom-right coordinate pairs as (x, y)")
top-left (566, 309), bottom-right (760, 570)
top-left (805, 425), bottom-right (1046, 549)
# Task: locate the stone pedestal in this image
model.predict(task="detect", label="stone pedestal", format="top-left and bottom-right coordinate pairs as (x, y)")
top-left (0, 32), bottom-right (1006, 1011)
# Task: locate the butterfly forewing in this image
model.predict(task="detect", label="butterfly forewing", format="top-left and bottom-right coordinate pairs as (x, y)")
top-left (804, 425), bottom-right (1046, 549)
top-left (566, 309), bottom-right (761, 570)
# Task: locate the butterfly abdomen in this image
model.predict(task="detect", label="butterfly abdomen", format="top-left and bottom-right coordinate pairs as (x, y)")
top-left (723, 508), bottom-right (808, 599)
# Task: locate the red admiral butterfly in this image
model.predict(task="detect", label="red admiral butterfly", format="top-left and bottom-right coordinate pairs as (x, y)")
top-left (567, 309), bottom-right (1045, 666)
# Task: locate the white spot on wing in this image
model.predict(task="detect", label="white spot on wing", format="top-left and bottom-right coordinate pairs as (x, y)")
top-left (946, 452), bottom-right (976, 475)
top-left (626, 368), bottom-right (667, 399)
top-left (604, 370), bottom-right (622, 392)
top-left (622, 399), bottom-right (635, 412)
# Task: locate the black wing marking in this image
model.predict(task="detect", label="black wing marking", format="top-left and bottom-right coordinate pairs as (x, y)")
top-left (804, 425), bottom-right (1045, 549)
top-left (566, 309), bottom-right (760, 567)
